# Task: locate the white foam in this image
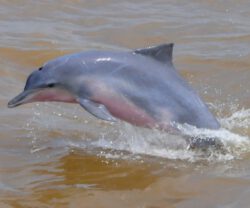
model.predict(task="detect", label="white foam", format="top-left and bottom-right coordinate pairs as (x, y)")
top-left (27, 102), bottom-right (250, 162)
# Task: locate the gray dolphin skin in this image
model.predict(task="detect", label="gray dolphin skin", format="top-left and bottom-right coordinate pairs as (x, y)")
top-left (8, 43), bottom-right (220, 134)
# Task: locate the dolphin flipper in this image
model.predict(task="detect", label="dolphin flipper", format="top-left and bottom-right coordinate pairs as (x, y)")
top-left (79, 99), bottom-right (117, 122)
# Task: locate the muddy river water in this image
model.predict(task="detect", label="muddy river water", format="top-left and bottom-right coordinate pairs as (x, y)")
top-left (1, 0), bottom-right (250, 207)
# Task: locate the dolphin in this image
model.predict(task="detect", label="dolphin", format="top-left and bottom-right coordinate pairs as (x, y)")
top-left (8, 43), bottom-right (220, 136)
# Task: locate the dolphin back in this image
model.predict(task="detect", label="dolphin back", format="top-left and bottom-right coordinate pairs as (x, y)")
top-left (65, 44), bottom-right (220, 130)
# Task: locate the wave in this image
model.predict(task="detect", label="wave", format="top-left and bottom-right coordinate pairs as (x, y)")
top-left (27, 103), bottom-right (250, 162)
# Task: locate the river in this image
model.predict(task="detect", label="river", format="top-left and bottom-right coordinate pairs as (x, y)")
top-left (1, 0), bottom-right (250, 207)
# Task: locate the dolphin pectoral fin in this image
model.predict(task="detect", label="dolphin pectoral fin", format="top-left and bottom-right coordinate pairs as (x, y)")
top-left (79, 99), bottom-right (117, 122)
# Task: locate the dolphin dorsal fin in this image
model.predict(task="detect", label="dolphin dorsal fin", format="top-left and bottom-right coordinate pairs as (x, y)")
top-left (134, 43), bottom-right (174, 64)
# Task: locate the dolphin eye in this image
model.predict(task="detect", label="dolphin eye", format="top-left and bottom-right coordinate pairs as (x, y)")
top-left (38, 67), bottom-right (43, 71)
top-left (47, 83), bottom-right (55, 88)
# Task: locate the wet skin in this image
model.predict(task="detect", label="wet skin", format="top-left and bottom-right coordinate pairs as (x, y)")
top-left (8, 43), bottom-right (220, 134)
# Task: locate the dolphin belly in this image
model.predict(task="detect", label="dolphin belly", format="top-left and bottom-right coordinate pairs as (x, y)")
top-left (87, 81), bottom-right (157, 128)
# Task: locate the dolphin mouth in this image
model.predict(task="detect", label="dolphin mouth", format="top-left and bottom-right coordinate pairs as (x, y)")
top-left (8, 89), bottom-right (37, 108)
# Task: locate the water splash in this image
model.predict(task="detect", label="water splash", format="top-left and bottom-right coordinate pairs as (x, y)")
top-left (220, 108), bottom-right (250, 133)
top-left (27, 102), bottom-right (250, 162)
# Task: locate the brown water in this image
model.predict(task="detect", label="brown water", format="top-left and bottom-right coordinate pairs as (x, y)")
top-left (1, 0), bottom-right (250, 207)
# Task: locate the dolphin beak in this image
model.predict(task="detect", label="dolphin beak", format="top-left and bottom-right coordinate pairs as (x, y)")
top-left (8, 90), bottom-right (36, 108)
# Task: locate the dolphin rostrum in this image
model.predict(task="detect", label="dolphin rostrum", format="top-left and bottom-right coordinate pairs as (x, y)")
top-left (8, 43), bottom-right (220, 135)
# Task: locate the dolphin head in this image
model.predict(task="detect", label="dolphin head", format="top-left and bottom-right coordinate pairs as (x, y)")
top-left (8, 56), bottom-right (78, 108)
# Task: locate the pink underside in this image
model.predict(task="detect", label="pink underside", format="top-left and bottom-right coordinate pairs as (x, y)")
top-left (28, 86), bottom-right (174, 132)
top-left (92, 93), bottom-right (159, 128)
top-left (93, 94), bottom-right (176, 133)
top-left (29, 88), bottom-right (155, 127)
top-left (32, 88), bottom-right (156, 127)
top-left (85, 80), bottom-right (174, 131)
top-left (28, 88), bottom-right (77, 103)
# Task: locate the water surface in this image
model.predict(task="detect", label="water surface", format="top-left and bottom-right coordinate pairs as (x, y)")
top-left (1, 0), bottom-right (250, 207)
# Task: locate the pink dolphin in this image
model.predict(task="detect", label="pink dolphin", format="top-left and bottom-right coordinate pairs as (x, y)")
top-left (8, 43), bottom-right (220, 135)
